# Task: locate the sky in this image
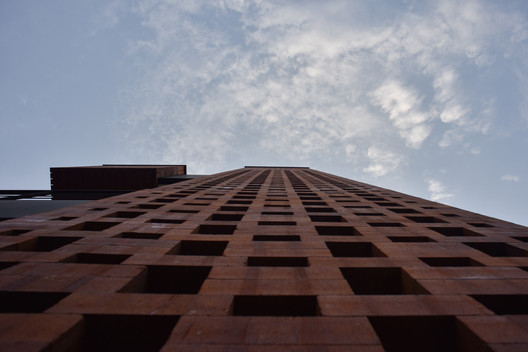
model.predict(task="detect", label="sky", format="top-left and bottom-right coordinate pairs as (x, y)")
top-left (1, 0), bottom-right (527, 226)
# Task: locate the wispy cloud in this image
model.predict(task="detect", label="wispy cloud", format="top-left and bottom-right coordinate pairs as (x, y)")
top-left (501, 175), bottom-right (520, 182)
top-left (427, 179), bottom-right (454, 202)
top-left (111, 0), bottom-right (528, 176)
top-left (364, 146), bottom-right (403, 177)
top-left (370, 80), bottom-right (431, 148)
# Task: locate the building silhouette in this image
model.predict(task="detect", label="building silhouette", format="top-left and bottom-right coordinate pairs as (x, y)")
top-left (0, 166), bottom-right (527, 351)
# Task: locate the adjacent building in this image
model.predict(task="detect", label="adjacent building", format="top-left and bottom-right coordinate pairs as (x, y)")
top-left (0, 166), bottom-right (527, 351)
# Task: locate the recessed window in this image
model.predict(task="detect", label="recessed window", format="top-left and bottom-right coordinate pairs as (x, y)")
top-left (388, 236), bottom-right (436, 243)
top-left (168, 209), bottom-right (199, 214)
top-left (258, 221), bottom-right (296, 226)
top-left (166, 194), bottom-right (185, 198)
top-left (183, 202), bottom-right (210, 206)
top-left (464, 242), bottom-right (527, 257)
top-left (16, 236), bottom-right (81, 252)
top-left (354, 212), bottom-right (386, 217)
top-left (512, 236), bottom-right (528, 243)
top-left (82, 314), bottom-right (179, 352)
top-left (0, 262), bottom-right (17, 271)
top-left (152, 198), bottom-right (176, 203)
top-left (62, 253), bottom-right (131, 264)
top-left (0, 229), bottom-right (31, 236)
top-left (220, 206), bottom-right (249, 211)
top-left (105, 211), bottom-right (146, 219)
top-left (247, 256), bottom-right (308, 267)
top-left (261, 211), bottom-right (294, 215)
top-left (64, 221), bottom-right (120, 231)
top-left (375, 202), bottom-right (401, 207)
top-left (368, 222), bottom-right (404, 227)
top-left (232, 195), bottom-right (255, 199)
top-left (315, 226), bottom-right (362, 236)
top-left (252, 235), bottom-right (301, 241)
top-left (302, 201), bottom-right (327, 206)
top-left (389, 208), bottom-right (422, 214)
top-left (264, 204), bottom-right (291, 207)
top-left (326, 242), bottom-right (386, 257)
top-left (89, 207), bottom-right (108, 211)
top-left (171, 240), bottom-right (228, 256)
top-left (133, 204), bottom-right (163, 209)
top-left (419, 257), bottom-right (483, 267)
top-left (368, 316), bottom-right (487, 352)
top-left (233, 295), bottom-right (319, 316)
top-left (52, 216), bottom-right (77, 221)
top-left (265, 197), bottom-right (288, 201)
top-left (122, 265), bottom-right (211, 294)
top-left (305, 207), bottom-right (336, 213)
top-left (468, 223), bottom-right (494, 228)
top-left (471, 294), bottom-right (528, 314)
top-left (0, 291), bottom-right (69, 313)
top-left (340, 267), bottom-right (428, 295)
top-left (406, 216), bottom-right (447, 224)
top-left (441, 213), bottom-right (460, 217)
top-left (309, 215), bottom-right (345, 222)
top-left (429, 227), bottom-right (482, 237)
top-left (148, 219), bottom-right (185, 224)
top-left (209, 214), bottom-right (243, 221)
top-left (118, 232), bottom-right (163, 240)
top-left (194, 224), bottom-right (237, 235)
top-left (227, 200), bottom-right (252, 205)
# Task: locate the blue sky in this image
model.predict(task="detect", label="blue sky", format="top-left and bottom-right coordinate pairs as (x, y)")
top-left (1, 0), bottom-right (527, 226)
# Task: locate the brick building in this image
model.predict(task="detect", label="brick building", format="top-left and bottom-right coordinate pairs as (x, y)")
top-left (0, 166), bottom-right (527, 351)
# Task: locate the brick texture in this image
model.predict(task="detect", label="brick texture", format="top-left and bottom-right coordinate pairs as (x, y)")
top-left (1, 167), bottom-right (527, 351)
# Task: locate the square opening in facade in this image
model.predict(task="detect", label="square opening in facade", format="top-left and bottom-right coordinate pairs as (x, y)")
top-left (172, 240), bottom-right (228, 256)
top-left (340, 267), bottom-right (428, 295)
top-left (82, 314), bottom-right (179, 352)
top-left (122, 265), bottom-right (211, 294)
top-left (326, 242), bottom-right (386, 257)
top-left (420, 257), bottom-right (483, 267)
top-left (464, 242), bottom-right (527, 257)
top-left (368, 316), bottom-right (488, 352)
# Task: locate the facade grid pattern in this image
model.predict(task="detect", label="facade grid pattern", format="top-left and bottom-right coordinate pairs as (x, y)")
top-left (0, 167), bottom-right (527, 351)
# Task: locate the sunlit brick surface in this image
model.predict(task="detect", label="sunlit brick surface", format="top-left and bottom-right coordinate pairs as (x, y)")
top-left (1, 167), bottom-right (527, 351)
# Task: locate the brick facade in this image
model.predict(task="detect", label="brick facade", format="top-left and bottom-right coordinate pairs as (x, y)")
top-left (0, 167), bottom-right (527, 351)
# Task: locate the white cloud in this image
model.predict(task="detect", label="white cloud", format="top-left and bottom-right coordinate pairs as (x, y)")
top-left (501, 175), bottom-right (520, 182)
top-left (427, 179), bottom-right (454, 202)
top-left (363, 146), bottom-right (403, 177)
top-left (370, 80), bottom-right (431, 148)
top-left (111, 0), bottom-right (528, 175)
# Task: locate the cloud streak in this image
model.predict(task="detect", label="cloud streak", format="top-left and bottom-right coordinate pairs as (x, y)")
top-left (501, 175), bottom-right (520, 182)
top-left (428, 179), bottom-right (454, 203)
